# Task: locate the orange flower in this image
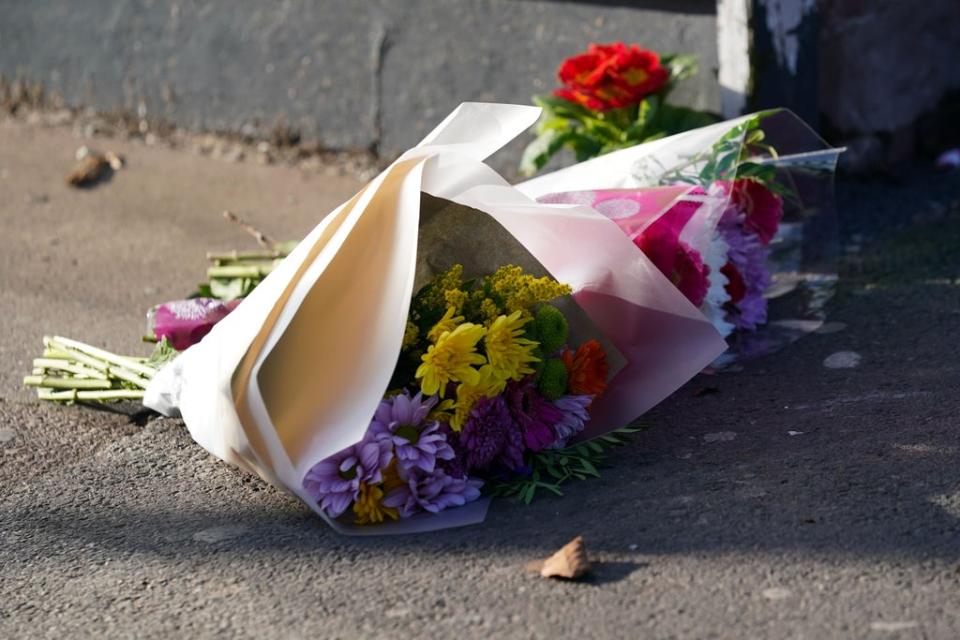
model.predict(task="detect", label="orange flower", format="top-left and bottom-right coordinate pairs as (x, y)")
top-left (561, 340), bottom-right (609, 398)
top-left (555, 42), bottom-right (669, 111)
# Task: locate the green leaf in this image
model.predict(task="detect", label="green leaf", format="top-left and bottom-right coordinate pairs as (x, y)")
top-left (661, 54), bottom-right (699, 82)
top-left (624, 95), bottom-right (660, 141)
top-left (567, 132), bottom-right (603, 162)
top-left (533, 94), bottom-right (595, 122)
top-left (519, 129), bottom-right (572, 176)
top-left (146, 337), bottom-right (178, 368)
top-left (537, 116), bottom-right (573, 135)
top-left (657, 103), bottom-right (717, 135)
top-left (536, 482), bottom-right (564, 496)
top-left (209, 277), bottom-right (251, 301)
top-left (579, 459), bottom-right (601, 477)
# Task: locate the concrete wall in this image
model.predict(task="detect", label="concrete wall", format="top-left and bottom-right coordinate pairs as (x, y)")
top-left (818, 0), bottom-right (960, 170)
top-left (0, 0), bottom-right (719, 165)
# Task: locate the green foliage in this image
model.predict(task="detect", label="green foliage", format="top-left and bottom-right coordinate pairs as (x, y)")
top-left (651, 110), bottom-right (798, 203)
top-left (146, 337), bottom-right (178, 369)
top-left (487, 426), bottom-right (644, 504)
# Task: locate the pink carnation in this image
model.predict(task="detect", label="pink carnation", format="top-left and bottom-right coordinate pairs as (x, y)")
top-left (635, 223), bottom-right (710, 307)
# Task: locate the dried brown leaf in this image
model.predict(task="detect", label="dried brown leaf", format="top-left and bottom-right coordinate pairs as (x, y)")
top-left (539, 536), bottom-right (591, 580)
top-left (66, 153), bottom-right (109, 187)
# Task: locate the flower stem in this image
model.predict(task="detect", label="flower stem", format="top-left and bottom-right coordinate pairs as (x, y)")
top-left (23, 375), bottom-right (113, 390)
top-left (47, 336), bottom-right (156, 379)
top-left (207, 249), bottom-right (286, 262)
top-left (106, 366), bottom-right (151, 389)
top-left (206, 264), bottom-right (274, 279)
top-left (36, 388), bottom-right (145, 403)
top-left (32, 358), bottom-right (108, 380)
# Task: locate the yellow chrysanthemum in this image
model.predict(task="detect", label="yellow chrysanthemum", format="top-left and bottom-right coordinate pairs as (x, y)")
top-left (484, 311), bottom-right (540, 383)
top-left (428, 398), bottom-right (457, 424)
top-left (427, 306), bottom-right (465, 343)
top-left (353, 482), bottom-right (398, 525)
top-left (416, 322), bottom-right (486, 396)
top-left (450, 364), bottom-right (507, 431)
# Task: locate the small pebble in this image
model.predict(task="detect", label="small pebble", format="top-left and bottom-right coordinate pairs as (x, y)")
top-left (761, 587), bottom-right (791, 600)
top-left (192, 524), bottom-right (249, 544)
top-left (703, 431), bottom-right (737, 443)
top-left (869, 621), bottom-right (918, 632)
top-left (0, 429), bottom-right (16, 444)
top-left (823, 351), bottom-right (862, 369)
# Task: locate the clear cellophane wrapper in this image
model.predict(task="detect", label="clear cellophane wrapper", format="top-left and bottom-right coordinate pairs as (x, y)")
top-left (520, 109), bottom-right (841, 368)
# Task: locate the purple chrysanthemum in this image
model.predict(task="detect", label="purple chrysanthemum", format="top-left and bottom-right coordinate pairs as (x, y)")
top-left (459, 395), bottom-right (525, 472)
top-left (368, 392), bottom-right (454, 473)
top-left (436, 423), bottom-right (469, 479)
top-left (302, 437), bottom-right (393, 518)
top-left (507, 380), bottom-right (565, 452)
top-left (382, 468), bottom-right (483, 518)
top-left (720, 216), bottom-right (772, 330)
top-left (549, 394), bottom-right (593, 448)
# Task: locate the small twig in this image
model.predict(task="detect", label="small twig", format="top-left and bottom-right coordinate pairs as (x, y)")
top-left (222, 210), bottom-right (277, 249)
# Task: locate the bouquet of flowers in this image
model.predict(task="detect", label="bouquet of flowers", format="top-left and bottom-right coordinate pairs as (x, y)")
top-left (139, 103), bottom-right (727, 534)
top-left (521, 41), bottom-right (714, 175)
top-left (25, 103), bottom-right (838, 534)
top-left (303, 263), bottom-right (624, 524)
top-left (520, 110), bottom-right (842, 362)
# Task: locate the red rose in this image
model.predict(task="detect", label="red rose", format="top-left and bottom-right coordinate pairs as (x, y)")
top-left (555, 42), bottom-right (670, 111)
top-left (727, 179), bottom-right (783, 245)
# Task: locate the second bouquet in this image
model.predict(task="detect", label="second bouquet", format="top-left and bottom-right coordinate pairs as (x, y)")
top-left (143, 103), bottom-right (728, 534)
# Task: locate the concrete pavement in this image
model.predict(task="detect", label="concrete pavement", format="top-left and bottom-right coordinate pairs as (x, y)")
top-left (1, 115), bottom-right (959, 639)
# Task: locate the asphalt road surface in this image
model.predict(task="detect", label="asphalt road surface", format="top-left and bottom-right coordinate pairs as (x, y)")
top-left (1, 116), bottom-right (959, 639)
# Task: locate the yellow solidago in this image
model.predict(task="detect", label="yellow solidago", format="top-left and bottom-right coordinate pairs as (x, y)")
top-left (418, 264), bottom-right (465, 313)
top-left (353, 482), bottom-right (398, 525)
top-left (402, 321), bottom-right (420, 350)
top-left (428, 306), bottom-right (464, 343)
top-left (416, 322), bottom-right (486, 396)
top-left (450, 364), bottom-right (507, 431)
top-left (487, 265), bottom-right (572, 313)
top-left (443, 288), bottom-right (468, 314)
top-left (484, 311), bottom-right (540, 383)
top-left (479, 297), bottom-right (502, 325)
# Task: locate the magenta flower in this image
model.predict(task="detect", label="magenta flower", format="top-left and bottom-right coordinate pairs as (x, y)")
top-left (549, 395), bottom-right (593, 448)
top-left (382, 469), bottom-right (483, 518)
top-left (507, 380), bottom-right (565, 452)
top-left (721, 179), bottom-right (784, 245)
top-left (368, 392), bottom-right (454, 473)
top-left (302, 437), bottom-right (393, 518)
top-left (459, 395), bottom-right (524, 472)
top-left (149, 298), bottom-right (240, 350)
